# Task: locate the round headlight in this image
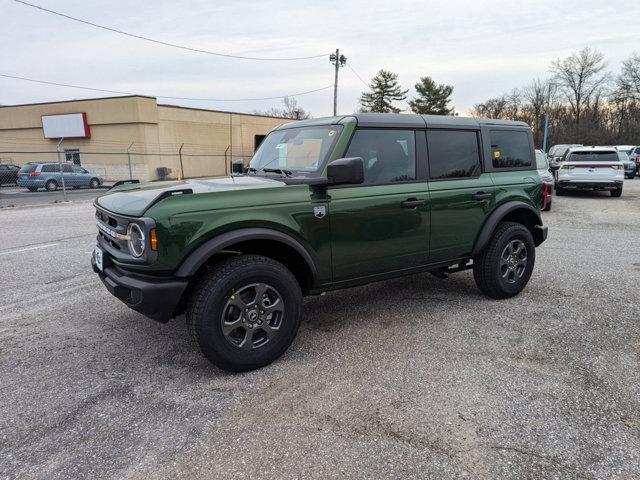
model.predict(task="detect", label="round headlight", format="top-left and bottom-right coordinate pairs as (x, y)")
top-left (127, 223), bottom-right (145, 257)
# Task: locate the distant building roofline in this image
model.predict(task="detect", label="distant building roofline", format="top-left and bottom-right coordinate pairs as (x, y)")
top-left (0, 94), bottom-right (296, 121)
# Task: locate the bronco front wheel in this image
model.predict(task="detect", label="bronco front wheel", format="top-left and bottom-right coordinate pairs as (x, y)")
top-left (187, 255), bottom-right (302, 372)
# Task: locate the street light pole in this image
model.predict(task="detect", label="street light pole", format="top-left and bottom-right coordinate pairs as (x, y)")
top-left (56, 137), bottom-right (68, 202)
top-left (542, 83), bottom-right (557, 154)
top-left (329, 49), bottom-right (346, 116)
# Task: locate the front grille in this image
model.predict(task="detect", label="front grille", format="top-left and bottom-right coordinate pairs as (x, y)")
top-left (95, 206), bottom-right (131, 256)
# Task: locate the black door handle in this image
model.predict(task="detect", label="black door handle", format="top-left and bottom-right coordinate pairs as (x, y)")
top-left (472, 192), bottom-right (492, 201)
top-left (400, 198), bottom-right (427, 209)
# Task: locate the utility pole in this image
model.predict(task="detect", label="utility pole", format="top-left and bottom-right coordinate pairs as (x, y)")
top-left (56, 138), bottom-right (68, 202)
top-left (329, 49), bottom-right (347, 116)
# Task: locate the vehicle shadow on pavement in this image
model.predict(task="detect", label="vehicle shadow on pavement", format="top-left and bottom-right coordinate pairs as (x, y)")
top-left (109, 270), bottom-right (481, 376)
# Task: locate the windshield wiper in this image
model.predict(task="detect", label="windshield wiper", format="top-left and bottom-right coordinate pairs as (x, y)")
top-left (262, 168), bottom-right (293, 177)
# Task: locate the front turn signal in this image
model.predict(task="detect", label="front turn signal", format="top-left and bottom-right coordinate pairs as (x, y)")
top-left (150, 228), bottom-right (158, 251)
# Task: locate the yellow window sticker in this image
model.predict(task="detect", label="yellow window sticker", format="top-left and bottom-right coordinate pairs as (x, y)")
top-left (494, 150), bottom-right (501, 158)
top-left (328, 130), bottom-right (335, 137)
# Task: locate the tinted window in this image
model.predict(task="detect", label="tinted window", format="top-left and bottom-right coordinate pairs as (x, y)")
top-left (345, 129), bottom-right (416, 185)
top-left (19, 164), bottom-right (36, 174)
top-left (427, 130), bottom-right (480, 179)
top-left (567, 151), bottom-right (619, 162)
top-left (491, 130), bottom-right (532, 168)
top-left (62, 164), bottom-right (73, 173)
top-left (41, 164), bottom-right (59, 173)
top-left (72, 165), bottom-right (86, 173)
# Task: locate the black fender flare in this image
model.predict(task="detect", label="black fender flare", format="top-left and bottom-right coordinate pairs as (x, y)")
top-left (174, 227), bottom-right (318, 279)
top-left (472, 201), bottom-right (544, 256)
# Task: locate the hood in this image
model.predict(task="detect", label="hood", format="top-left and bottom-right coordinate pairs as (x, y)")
top-left (96, 176), bottom-right (285, 216)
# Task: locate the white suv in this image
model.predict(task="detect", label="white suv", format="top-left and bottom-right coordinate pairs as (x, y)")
top-left (556, 147), bottom-right (624, 197)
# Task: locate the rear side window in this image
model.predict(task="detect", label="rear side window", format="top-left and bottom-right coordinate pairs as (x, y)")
top-left (19, 164), bottom-right (37, 174)
top-left (490, 130), bottom-right (532, 168)
top-left (41, 164), bottom-right (58, 173)
top-left (345, 129), bottom-right (416, 185)
top-left (427, 130), bottom-right (480, 179)
top-left (567, 151), bottom-right (619, 162)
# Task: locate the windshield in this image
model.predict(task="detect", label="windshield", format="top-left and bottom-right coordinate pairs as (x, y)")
top-left (249, 125), bottom-right (343, 175)
top-left (567, 151), bottom-right (619, 162)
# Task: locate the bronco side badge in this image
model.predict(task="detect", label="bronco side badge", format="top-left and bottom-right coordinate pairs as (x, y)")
top-left (314, 206), bottom-right (326, 219)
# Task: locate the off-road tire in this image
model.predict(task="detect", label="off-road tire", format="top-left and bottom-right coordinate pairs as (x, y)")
top-left (89, 178), bottom-right (100, 189)
top-left (186, 255), bottom-right (302, 372)
top-left (611, 187), bottom-right (623, 197)
top-left (45, 180), bottom-right (58, 191)
top-left (473, 222), bottom-right (536, 299)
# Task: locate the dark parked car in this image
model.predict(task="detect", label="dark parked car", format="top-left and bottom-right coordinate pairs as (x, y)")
top-left (0, 163), bottom-right (21, 185)
top-left (17, 162), bottom-right (103, 191)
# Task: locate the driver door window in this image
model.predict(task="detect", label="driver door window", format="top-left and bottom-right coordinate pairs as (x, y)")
top-left (345, 129), bottom-right (416, 185)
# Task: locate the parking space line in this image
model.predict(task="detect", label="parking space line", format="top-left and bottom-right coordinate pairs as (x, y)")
top-left (0, 243), bottom-right (59, 256)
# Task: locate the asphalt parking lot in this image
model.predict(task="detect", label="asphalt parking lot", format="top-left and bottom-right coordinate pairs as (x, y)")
top-left (1, 180), bottom-right (639, 479)
top-left (0, 186), bottom-right (105, 208)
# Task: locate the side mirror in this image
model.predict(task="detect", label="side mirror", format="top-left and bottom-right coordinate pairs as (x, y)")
top-left (231, 159), bottom-right (244, 174)
top-left (327, 157), bottom-right (364, 186)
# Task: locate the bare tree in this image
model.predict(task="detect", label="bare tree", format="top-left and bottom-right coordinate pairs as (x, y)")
top-left (522, 79), bottom-right (556, 147)
top-left (252, 96), bottom-right (311, 119)
top-left (618, 52), bottom-right (640, 98)
top-left (550, 47), bottom-right (609, 139)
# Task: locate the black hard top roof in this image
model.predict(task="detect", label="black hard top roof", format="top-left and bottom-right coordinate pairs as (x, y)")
top-left (275, 113), bottom-right (529, 130)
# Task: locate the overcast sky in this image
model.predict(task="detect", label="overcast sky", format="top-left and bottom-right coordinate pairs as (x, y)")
top-left (1, 0), bottom-right (639, 116)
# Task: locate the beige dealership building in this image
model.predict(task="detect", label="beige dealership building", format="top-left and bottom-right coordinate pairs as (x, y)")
top-left (0, 95), bottom-right (287, 181)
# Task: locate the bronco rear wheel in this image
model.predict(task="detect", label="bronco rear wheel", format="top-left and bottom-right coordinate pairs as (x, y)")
top-left (186, 255), bottom-right (302, 372)
top-left (473, 222), bottom-right (536, 299)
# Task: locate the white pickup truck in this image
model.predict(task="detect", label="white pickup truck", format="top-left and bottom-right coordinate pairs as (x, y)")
top-left (556, 147), bottom-right (624, 197)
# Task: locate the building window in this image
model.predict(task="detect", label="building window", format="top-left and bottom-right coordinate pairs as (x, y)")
top-left (64, 149), bottom-right (81, 165)
top-left (254, 135), bottom-right (266, 150)
top-left (427, 130), bottom-right (481, 179)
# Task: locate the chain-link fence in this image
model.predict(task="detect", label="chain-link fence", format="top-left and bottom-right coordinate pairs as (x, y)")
top-left (0, 145), bottom-right (254, 188)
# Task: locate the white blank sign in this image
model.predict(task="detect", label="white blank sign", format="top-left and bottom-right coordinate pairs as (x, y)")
top-left (42, 113), bottom-right (90, 138)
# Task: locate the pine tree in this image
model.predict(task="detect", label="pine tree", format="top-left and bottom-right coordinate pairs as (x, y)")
top-left (359, 70), bottom-right (408, 113)
top-left (409, 76), bottom-right (455, 115)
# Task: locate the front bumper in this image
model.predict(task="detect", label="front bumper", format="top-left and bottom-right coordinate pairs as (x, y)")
top-left (92, 256), bottom-right (187, 323)
top-left (557, 180), bottom-right (623, 190)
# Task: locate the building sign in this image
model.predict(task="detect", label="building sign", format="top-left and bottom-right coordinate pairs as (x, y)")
top-left (42, 113), bottom-right (91, 139)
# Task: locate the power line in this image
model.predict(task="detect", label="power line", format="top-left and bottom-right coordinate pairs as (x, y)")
top-left (347, 63), bottom-right (369, 88)
top-left (13, 0), bottom-right (329, 61)
top-left (0, 73), bottom-right (334, 102)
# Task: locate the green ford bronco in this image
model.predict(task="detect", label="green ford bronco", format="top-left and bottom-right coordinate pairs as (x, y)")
top-left (92, 113), bottom-right (548, 372)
